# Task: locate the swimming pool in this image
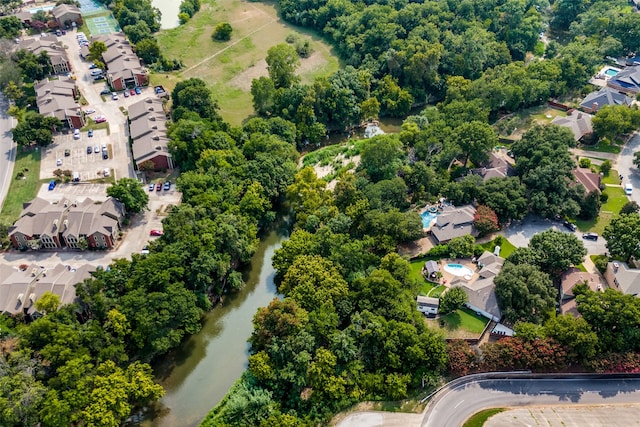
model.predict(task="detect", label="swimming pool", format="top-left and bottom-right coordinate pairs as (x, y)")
top-left (443, 263), bottom-right (474, 277)
top-left (28, 5), bottom-right (55, 13)
top-left (421, 210), bottom-right (440, 228)
top-left (603, 67), bottom-right (620, 77)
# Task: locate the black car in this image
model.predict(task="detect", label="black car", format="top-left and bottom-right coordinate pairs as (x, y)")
top-left (582, 232), bottom-right (599, 241)
top-left (100, 88), bottom-right (111, 95)
top-left (563, 221), bottom-right (577, 232)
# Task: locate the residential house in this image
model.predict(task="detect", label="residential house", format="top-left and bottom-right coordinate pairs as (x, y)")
top-left (604, 261), bottom-right (640, 296)
top-left (580, 87), bottom-right (633, 113)
top-left (11, 11), bottom-right (33, 26)
top-left (51, 4), bottom-right (82, 28)
top-left (93, 33), bottom-right (148, 90)
top-left (34, 77), bottom-right (85, 129)
top-left (458, 251), bottom-right (504, 322)
top-left (470, 152), bottom-right (515, 182)
top-left (551, 111), bottom-right (593, 142)
top-left (559, 267), bottom-right (603, 317)
top-left (573, 167), bottom-right (602, 194)
top-left (128, 97), bottom-right (173, 170)
top-left (607, 65), bottom-right (640, 95)
top-left (19, 34), bottom-right (71, 74)
top-left (416, 295), bottom-right (439, 315)
top-left (9, 197), bottom-right (125, 251)
top-left (0, 263), bottom-right (95, 316)
top-left (430, 205), bottom-right (476, 244)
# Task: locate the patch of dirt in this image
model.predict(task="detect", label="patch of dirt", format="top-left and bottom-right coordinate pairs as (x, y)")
top-left (229, 51), bottom-right (328, 91)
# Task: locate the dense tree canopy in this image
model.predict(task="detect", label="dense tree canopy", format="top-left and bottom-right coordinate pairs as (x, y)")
top-left (106, 178), bottom-right (149, 214)
top-left (495, 263), bottom-right (555, 324)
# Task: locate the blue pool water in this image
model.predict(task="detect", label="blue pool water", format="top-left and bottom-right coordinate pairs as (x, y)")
top-left (421, 210), bottom-right (440, 228)
top-left (28, 5), bottom-right (54, 13)
top-left (444, 263), bottom-right (474, 277)
top-left (604, 68), bottom-right (620, 77)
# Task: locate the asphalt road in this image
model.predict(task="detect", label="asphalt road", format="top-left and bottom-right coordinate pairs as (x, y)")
top-left (617, 133), bottom-right (640, 206)
top-left (0, 94), bottom-right (16, 211)
top-left (423, 377), bottom-right (640, 427)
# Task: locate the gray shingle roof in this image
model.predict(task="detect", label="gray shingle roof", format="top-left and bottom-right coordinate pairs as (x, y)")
top-left (580, 87), bottom-right (633, 111)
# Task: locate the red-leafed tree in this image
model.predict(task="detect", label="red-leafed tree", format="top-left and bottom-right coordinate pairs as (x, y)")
top-left (473, 204), bottom-right (500, 236)
top-left (479, 337), bottom-right (569, 372)
top-left (447, 340), bottom-right (478, 377)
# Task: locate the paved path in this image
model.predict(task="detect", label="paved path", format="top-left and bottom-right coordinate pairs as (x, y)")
top-left (570, 148), bottom-right (619, 162)
top-left (617, 133), bottom-right (640, 206)
top-left (0, 94), bottom-right (16, 212)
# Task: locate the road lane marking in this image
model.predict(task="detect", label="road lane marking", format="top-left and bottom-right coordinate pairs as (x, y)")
top-left (454, 400), bottom-right (464, 408)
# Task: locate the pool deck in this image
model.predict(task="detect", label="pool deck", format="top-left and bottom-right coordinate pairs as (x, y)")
top-left (439, 258), bottom-right (478, 287)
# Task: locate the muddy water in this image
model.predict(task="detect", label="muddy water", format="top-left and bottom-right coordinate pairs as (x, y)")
top-left (140, 228), bottom-right (286, 427)
top-left (152, 0), bottom-right (181, 30)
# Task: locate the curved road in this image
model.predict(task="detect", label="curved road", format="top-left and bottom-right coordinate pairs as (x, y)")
top-left (0, 94), bottom-right (16, 211)
top-left (423, 377), bottom-right (640, 427)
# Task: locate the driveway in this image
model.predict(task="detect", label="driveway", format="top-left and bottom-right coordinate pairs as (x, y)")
top-left (617, 133), bottom-right (640, 206)
top-left (504, 214), bottom-right (607, 255)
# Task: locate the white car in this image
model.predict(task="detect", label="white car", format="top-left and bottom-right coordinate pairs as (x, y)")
top-left (625, 183), bottom-right (633, 195)
top-left (111, 92), bottom-right (118, 100)
top-left (103, 168), bottom-right (110, 177)
top-left (73, 129), bottom-right (80, 139)
top-left (84, 108), bottom-right (95, 114)
top-left (56, 158), bottom-right (62, 166)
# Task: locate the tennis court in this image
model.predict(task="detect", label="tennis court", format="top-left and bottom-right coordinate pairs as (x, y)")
top-left (86, 14), bottom-right (120, 35)
top-left (78, 0), bottom-right (106, 16)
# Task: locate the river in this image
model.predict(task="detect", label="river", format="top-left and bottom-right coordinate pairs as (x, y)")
top-left (140, 228), bottom-right (285, 427)
top-left (152, 0), bottom-right (181, 30)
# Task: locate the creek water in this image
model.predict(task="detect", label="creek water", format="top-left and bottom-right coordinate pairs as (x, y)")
top-left (139, 227), bottom-right (286, 427)
top-left (152, 0), bottom-right (181, 30)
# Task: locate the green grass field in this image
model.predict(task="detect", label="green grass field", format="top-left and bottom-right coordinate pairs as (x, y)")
top-left (602, 186), bottom-right (627, 213)
top-left (439, 308), bottom-right (488, 334)
top-left (463, 408), bottom-right (505, 427)
top-left (0, 149), bottom-right (42, 225)
top-left (601, 169), bottom-right (619, 185)
top-left (477, 237), bottom-right (517, 258)
top-left (154, 0), bottom-right (340, 125)
top-left (576, 211), bottom-right (613, 235)
top-left (580, 140), bottom-right (621, 154)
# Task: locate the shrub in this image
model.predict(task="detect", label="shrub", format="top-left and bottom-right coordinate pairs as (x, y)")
top-left (579, 158), bottom-right (591, 168)
top-left (592, 255), bottom-right (609, 273)
top-left (213, 22), bottom-right (232, 41)
top-left (178, 12), bottom-right (190, 24)
top-left (600, 159), bottom-right (612, 176)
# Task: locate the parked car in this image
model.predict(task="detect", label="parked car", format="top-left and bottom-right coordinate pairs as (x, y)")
top-left (73, 129), bottom-right (80, 139)
top-left (130, 89), bottom-right (136, 96)
top-left (156, 182), bottom-right (162, 191)
top-left (94, 145), bottom-right (100, 153)
top-left (123, 90), bottom-right (129, 97)
top-left (103, 168), bottom-right (110, 177)
top-left (48, 180), bottom-right (56, 191)
top-left (64, 149), bottom-right (71, 157)
top-left (93, 75), bottom-right (104, 81)
top-left (102, 152), bottom-right (108, 160)
top-left (134, 87), bottom-right (141, 95)
top-left (150, 229), bottom-right (164, 236)
top-left (88, 129), bottom-right (93, 137)
top-left (625, 183), bottom-right (633, 195)
top-left (582, 232), bottom-right (599, 241)
top-left (56, 158), bottom-right (62, 166)
top-left (149, 183), bottom-right (155, 191)
top-left (84, 108), bottom-right (95, 114)
top-left (87, 146), bottom-right (92, 154)
top-left (89, 63), bottom-right (97, 69)
top-left (563, 220), bottom-right (577, 232)
top-left (94, 116), bottom-right (106, 123)
top-left (163, 181), bottom-right (171, 191)
top-left (141, 245), bottom-right (150, 255)
top-left (100, 88), bottom-right (111, 95)
top-left (111, 92), bottom-right (119, 100)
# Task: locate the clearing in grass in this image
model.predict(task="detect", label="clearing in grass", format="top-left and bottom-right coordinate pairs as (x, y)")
top-left (153, 0), bottom-right (340, 125)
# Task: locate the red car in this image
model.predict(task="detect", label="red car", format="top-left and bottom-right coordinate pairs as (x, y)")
top-left (150, 229), bottom-right (163, 236)
top-left (130, 89), bottom-right (136, 96)
top-left (156, 182), bottom-right (162, 191)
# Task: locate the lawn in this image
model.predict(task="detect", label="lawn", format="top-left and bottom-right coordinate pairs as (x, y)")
top-left (576, 211), bottom-right (613, 235)
top-left (0, 149), bottom-right (42, 225)
top-left (154, 0), bottom-right (340, 125)
top-left (580, 140), bottom-right (621, 154)
top-left (602, 185), bottom-right (627, 214)
top-left (601, 169), bottom-right (619, 185)
top-left (463, 408), bottom-right (505, 427)
top-left (477, 237), bottom-right (517, 258)
top-left (438, 308), bottom-right (488, 334)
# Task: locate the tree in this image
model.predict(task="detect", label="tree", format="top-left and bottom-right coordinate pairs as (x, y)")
top-left (634, 151), bottom-right (640, 168)
top-left (452, 121), bottom-right (498, 167)
top-left (603, 213), bottom-right (640, 262)
top-left (544, 314), bottom-right (598, 361)
top-left (473, 205), bottom-right (500, 236)
top-left (592, 105), bottom-right (640, 142)
top-left (494, 263), bottom-right (555, 324)
top-left (579, 189), bottom-right (601, 220)
top-left (476, 177), bottom-right (528, 224)
top-left (123, 21), bottom-right (152, 44)
top-left (439, 287), bottom-right (468, 314)
top-left (620, 201), bottom-right (640, 215)
top-left (213, 22), bottom-right (232, 41)
top-left (251, 77), bottom-right (276, 116)
top-left (359, 134), bottom-right (403, 182)
top-left (266, 44), bottom-right (299, 89)
top-left (106, 178), bottom-right (149, 214)
top-left (447, 235), bottom-right (475, 258)
top-left (87, 41), bottom-right (107, 70)
top-left (171, 78), bottom-right (220, 122)
top-left (600, 159), bottom-right (612, 176)
top-left (528, 230), bottom-right (587, 277)
top-left (35, 291), bottom-right (60, 315)
top-left (135, 38), bottom-right (161, 64)
top-left (12, 112), bottom-right (61, 146)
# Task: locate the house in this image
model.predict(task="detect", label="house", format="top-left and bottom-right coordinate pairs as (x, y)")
top-left (11, 11), bottom-right (33, 26)
top-left (607, 65), bottom-right (640, 95)
top-left (19, 35), bottom-right (71, 74)
top-left (34, 78), bottom-right (85, 129)
top-left (604, 261), bottom-right (640, 296)
top-left (0, 263), bottom-right (95, 316)
top-left (9, 197), bottom-right (125, 251)
top-left (93, 33), bottom-right (148, 90)
top-left (416, 295), bottom-right (439, 315)
top-left (551, 111), bottom-right (593, 142)
top-left (580, 87), bottom-right (633, 113)
top-left (573, 167), bottom-right (602, 194)
top-left (51, 4), bottom-right (82, 28)
top-left (430, 205), bottom-right (476, 244)
top-left (458, 251), bottom-right (504, 322)
top-left (471, 152), bottom-right (515, 182)
top-left (559, 267), bottom-right (603, 317)
top-left (128, 97), bottom-right (173, 170)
